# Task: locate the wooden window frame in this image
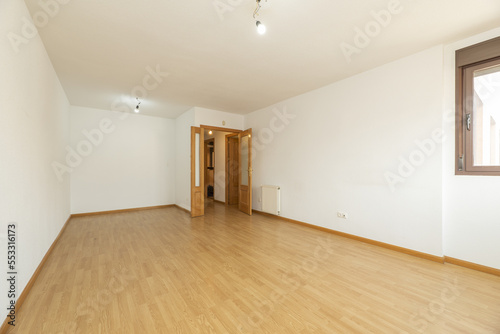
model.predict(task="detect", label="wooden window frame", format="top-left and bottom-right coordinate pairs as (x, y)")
top-left (455, 36), bottom-right (500, 175)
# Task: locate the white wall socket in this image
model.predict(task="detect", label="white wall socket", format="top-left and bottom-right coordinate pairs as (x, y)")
top-left (337, 212), bottom-right (348, 219)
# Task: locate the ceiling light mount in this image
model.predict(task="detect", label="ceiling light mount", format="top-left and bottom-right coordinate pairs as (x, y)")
top-left (135, 97), bottom-right (141, 113)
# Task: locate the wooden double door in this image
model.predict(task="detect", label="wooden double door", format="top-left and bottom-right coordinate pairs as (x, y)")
top-left (191, 127), bottom-right (252, 217)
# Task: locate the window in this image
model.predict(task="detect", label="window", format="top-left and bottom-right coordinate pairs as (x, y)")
top-left (456, 37), bottom-right (500, 175)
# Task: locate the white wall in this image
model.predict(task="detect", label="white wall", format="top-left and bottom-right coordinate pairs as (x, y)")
top-left (195, 107), bottom-right (244, 129)
top-left (245, 46), bottom-right (444, 256)
top-left (70, 106), bottom-right (175, 214)
top-left (443, 28), bottom-right (500, 269)
top-left (0, 0), bottom-right (70, 316)
top-left (175, 108), bottom-right (195, 211)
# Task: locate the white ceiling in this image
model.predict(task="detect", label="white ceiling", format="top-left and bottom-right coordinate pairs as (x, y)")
top-left (24, 0), bottom-right (500, 119)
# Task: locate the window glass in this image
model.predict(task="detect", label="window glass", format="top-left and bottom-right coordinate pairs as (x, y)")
top-left (472, 65), bottom-right (500, 166)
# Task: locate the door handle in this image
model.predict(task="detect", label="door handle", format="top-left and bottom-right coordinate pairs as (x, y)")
top-left (466, 113), bottom-right (471, 131)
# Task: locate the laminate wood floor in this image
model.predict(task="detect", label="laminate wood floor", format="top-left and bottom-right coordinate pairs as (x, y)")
top-left (8, 202), bottom-right (500, 333)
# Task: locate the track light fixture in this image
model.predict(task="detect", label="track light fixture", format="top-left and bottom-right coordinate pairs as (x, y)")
top-left (253, 0), bottom-right (267, 35)
top-left (135, 98), bottom-right (141, 113)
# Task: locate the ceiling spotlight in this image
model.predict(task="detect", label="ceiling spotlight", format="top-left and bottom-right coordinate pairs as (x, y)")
top-left (135, 98), bottom-right (141, 113)
top-left (209, 130), bottom-right (213, 135)
top-left (256, 21), bottom-right (266, 35)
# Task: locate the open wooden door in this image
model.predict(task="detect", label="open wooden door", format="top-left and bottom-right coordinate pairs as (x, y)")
top-left (238, 129), bottom-right (252, 215)
top-left (226, 134), bottom-right (239, 205)
top-left (191, 127), bottom-right (204, 217)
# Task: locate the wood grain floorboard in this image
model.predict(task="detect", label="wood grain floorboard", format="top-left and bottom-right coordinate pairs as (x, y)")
top-left (7, 202), bottom-right (500, 333)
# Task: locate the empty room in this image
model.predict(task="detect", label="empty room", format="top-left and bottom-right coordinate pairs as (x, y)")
top-left (2, 0), bottom-right (500, 333)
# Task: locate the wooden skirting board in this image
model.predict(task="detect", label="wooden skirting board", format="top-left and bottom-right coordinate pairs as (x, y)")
top-left (71, 204), bottom-right (175, 217)
top-left (445, 256), bottom-right (500, 277)
top-left (174, 204), bottom-right (191, 214)
top-left (253, 209), bottom-right (500, 275)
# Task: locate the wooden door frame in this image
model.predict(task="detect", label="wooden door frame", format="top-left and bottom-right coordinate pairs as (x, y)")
top-left (190, 127), bottom-right (204, 217)
top-left (225, 133), bottom-right (239, 205)
top-left (238, 129), bottom-right (253, 215)
top-left (200, 125), bottom-right (242, 133)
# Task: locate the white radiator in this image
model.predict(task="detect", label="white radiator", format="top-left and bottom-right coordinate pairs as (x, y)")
top-left (261, 185), bottom-right (280, 215)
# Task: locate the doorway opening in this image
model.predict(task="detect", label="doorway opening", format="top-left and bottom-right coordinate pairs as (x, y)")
top-left (202, 128), bottom-right (236, 204)
top-left (191, 125), bottom-right (252, 217)
top-left (204, 138), bottom-right (215, 200)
